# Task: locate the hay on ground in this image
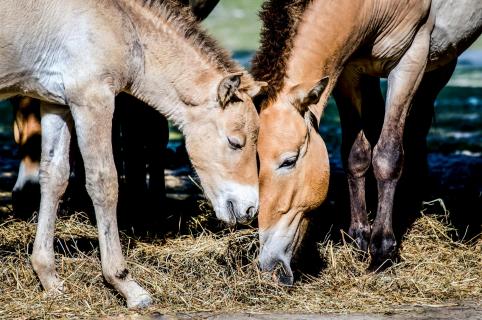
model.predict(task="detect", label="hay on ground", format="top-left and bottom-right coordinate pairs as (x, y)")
top-left (0, 200), bottom-right (481, 318)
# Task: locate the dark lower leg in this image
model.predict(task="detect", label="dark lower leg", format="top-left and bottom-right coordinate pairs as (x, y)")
top-left (346, 131), bottom-right (372, 251)
top-left (369, 180), bottom-right (398, 269)
top-left (369, 131), bottom-right (404, 269)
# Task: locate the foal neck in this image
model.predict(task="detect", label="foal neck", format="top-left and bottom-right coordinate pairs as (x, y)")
top-left (123, 0), bottom-right (243, 129)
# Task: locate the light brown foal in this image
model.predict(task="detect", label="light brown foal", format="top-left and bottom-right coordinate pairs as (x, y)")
top-left (0, 0), bottom-right (265, 307)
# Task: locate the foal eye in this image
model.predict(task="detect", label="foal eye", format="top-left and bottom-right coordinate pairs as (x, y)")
top-left (279, 155), bottom-right (298, 169)
top-left (227, 136), bottom-right (243, 150)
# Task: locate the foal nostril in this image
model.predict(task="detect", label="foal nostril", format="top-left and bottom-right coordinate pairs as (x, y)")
top-left (246, 206), bottom-right (257, 218)
top-left (226, 200), bottom-right (257, 223)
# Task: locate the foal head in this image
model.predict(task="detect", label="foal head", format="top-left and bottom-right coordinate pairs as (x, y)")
top-left (256, 78), bottom-right (330, 284)
top-left (183, 73), bottom-right (266, 225)
top-left (126, 0), bottom-right (268, 225)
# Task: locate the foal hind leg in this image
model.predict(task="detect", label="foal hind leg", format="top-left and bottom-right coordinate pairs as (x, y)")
top-left (370, 21), bottom-right (432, 268)
top-left (31, 103), bottom-right (72, 293)
top-left (335, 72), bottom-right (384, 252)
top-left (69, 86), bottom-right (152, 308)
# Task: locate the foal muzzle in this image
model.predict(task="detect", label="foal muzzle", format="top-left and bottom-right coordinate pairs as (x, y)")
top-left (211, 181), bottom-right (259, 225)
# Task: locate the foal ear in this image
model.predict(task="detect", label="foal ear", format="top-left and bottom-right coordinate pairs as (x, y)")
top-left (217, 72), bottom-right (243, 107)
top-left (298, 76), bottom-right (329, 112)
top-left (243, 81), bottom-right (268, 98)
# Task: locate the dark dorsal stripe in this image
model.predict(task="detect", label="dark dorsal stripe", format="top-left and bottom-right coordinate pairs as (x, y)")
top-left (251, 0), bottom-right (312, 106)
top-left (142, 0), bottom-right (242, 74)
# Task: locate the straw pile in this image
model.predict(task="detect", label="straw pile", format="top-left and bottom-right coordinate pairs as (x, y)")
top-left (0, 200), bottom-right (481, 318)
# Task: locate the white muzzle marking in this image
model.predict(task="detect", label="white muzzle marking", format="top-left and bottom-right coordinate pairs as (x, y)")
top-left (208, 180), bottom-right (259, 225)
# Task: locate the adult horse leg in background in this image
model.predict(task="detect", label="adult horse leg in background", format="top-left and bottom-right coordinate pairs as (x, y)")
top-left (334, 72), bottom-right (384, 252)
top-left (12, 97), bottom-right (41, 216)
top-left (370, 20), bottom-right (433, 269)
top-left (395, 59), bottom-right (458, 235)
top-left (31, 103), bottom-right (72, 293)
top-left (69, 85), bottom-right (151, 308)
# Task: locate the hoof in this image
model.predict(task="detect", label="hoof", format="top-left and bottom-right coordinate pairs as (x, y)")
top-left (42, 277), bottom-right (65, 294)
top-left (348, 225), bottom-right (370, 253)
top-left (127, 292), bottom-right (153, 309)
top-left (368, 232), bottom-right (397, 272)
top-left (42, 280), bottom-right (65, 298)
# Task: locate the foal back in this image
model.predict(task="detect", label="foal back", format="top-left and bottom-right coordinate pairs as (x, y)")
top-left (0, 0), bottom-right (136, 103)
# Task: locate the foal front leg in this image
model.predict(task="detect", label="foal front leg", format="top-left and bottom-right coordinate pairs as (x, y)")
top-left (370, 21), bottom-right (432, 268)
top-left (31, 103), bottom-right (72, 293)
top-left (69, 88), bottom-right (152, 308)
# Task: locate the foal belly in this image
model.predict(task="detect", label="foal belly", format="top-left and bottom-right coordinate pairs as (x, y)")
top-left (0, 65), bottom-right (68, 105)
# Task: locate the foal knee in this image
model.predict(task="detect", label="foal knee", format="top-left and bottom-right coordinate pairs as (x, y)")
top-left (372, 139), bottom-right (403, 182)
top-left (84, 168), bottom-right (118, 207)
top-left (39, 157), bottom-right (70, 196)
top-left (347, 132), bottom-right (372, 178)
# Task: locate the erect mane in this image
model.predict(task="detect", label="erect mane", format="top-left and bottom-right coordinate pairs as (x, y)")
top-left (251, 0), bottom-right (312, 105)
top-left (140, 0), bottom-right (242, 74)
